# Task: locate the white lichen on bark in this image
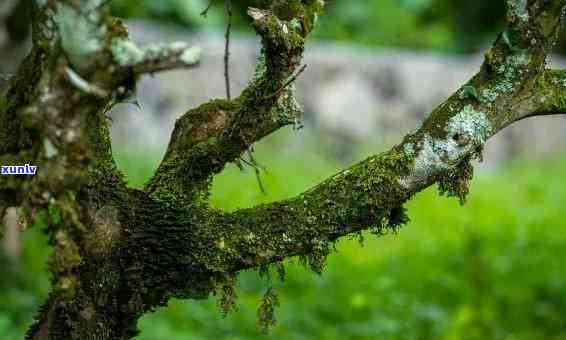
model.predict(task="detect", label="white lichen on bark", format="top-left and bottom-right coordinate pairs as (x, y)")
top-left (399, 105), bottom-right (492, 189)
top-left (53, 2), bottom-right (103, 68)
top-left (179, 47), bottom-right (201, 65)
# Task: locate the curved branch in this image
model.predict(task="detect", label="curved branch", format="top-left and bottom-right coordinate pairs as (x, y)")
top-left (145, 4), bottom-right (322, 202)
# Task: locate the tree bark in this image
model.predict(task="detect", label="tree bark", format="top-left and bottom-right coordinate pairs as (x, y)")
top-left (0, 0), bottom-right (565, 339)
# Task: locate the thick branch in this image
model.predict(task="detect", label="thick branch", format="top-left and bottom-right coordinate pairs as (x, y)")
top-left (145, 4), bottom-right (322, 202)
top-left (116, 0), bottom-right (566, 290)
top-left (198, 0), bottom-right (566, 273)
top-left (118, 1), bottom-right (566, 301)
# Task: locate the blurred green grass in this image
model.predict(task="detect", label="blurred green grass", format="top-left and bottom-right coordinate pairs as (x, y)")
top-left (2, 138), bottom-right (566, 339)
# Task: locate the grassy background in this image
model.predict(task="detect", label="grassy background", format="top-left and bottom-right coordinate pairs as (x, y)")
top-left (1, 132), bottom-right (565, 339)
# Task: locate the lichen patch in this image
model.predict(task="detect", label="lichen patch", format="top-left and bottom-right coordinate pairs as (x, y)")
top-left (399, 105), bottom-right (491, 189)
top-left (54, 3), bottom-right (103, 68)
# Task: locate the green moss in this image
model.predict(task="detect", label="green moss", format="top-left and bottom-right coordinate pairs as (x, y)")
top-left (48, 204), bottom-right (63, 225)
top-left (216, 274), bottom-right (238, 316)
top-left (387, 205), bottom-right (410, 229)
top-left (305, 237), bottom-right (330, 274)
top-left (536, 71), bottom-right (566, 111)
top-left (257, 288), bottom-right (279, 333)
top-left (271, 0), bottom-right (304, 20)
top-left (56, 275), bottom-right (79, 299)
top-left (438, 157), bottom-right (475, 205)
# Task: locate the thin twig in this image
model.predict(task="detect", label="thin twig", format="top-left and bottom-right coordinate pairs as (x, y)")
top-left (249, 150), bottom-right (267, 195)
top-left (247, 148), bottom-right (267, 172)
top-left (224, 0), bottom-right (233, 100)
top-left (253, 166), bottom-right (267, 195)
top-left (238, 150), bottom-right (267, 195)
top-left (263, 64), bottom-right (308, 100)
top-left (201, 0), bottom-right (215, 17)
top-left (281, 64), bottom-right (307, 92)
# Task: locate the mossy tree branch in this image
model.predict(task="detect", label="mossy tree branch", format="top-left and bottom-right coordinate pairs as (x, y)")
top-left (145, 3), bottom-right (323, 202)
top-left (212, 0), bottom-right (566, 270)
top-left (1, 0), bottom-right (566, 339)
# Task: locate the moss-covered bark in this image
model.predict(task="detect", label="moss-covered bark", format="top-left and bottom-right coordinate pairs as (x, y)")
top-left (0, 0), bottom-right (565, 339)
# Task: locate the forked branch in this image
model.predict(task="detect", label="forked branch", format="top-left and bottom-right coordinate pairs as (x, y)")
top-left (145, 3), bottom-right (323, 201)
